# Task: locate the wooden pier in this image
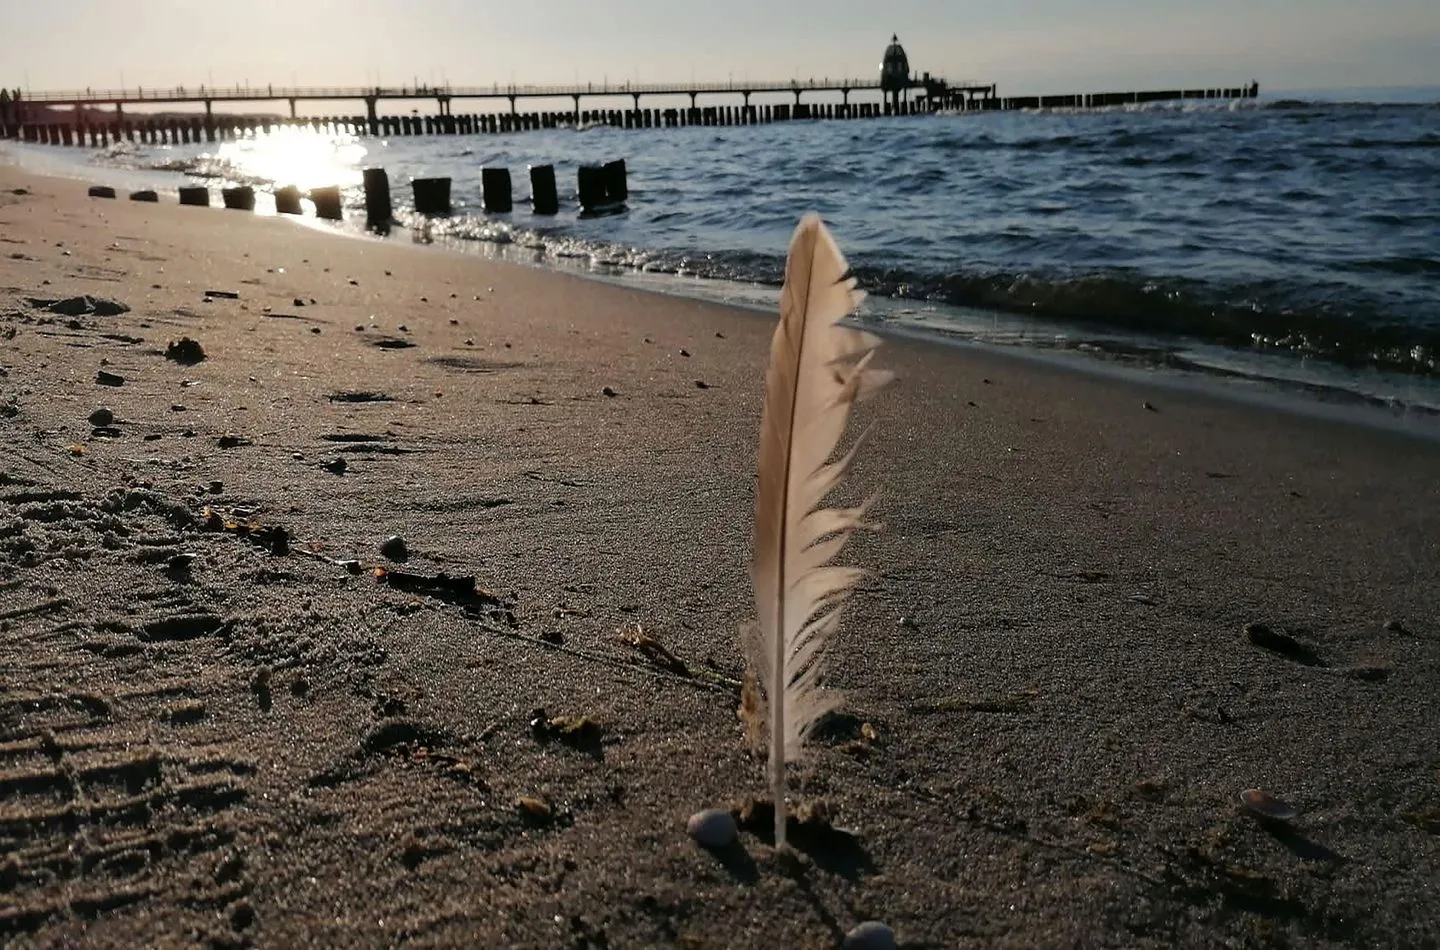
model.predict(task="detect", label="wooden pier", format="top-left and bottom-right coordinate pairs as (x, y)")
top-left (0, 77), bottom-right (1261, 146)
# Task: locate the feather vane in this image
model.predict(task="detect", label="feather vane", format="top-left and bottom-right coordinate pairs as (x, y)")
top-left (749, 214), bottom-right (891, 847)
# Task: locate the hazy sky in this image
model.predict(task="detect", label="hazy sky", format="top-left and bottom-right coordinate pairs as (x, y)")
top-left (7, 0), bottom-right (1438, 95)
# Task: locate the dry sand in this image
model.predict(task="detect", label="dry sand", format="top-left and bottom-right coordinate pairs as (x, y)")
top-left (1, 163), bottom-right (1438, 949)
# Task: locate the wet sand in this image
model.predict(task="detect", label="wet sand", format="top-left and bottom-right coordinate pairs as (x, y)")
top-left (1, 164), bottom-right (1438, 949)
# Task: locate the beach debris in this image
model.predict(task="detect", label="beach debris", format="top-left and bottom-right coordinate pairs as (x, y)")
top-left (602, 386), bottom-right (617, 397)
top-left (529, 709), bottom-right (606, 749)
top-left (687, 808), bottom-right (739, 848)
top-left (516, 796), bottom-right (554, 824)
top-left (1142, 400), bottom-right (1157, 412)
top-left (28, 295), bottom-right (130, 317)
top-left (168, 552), bottom-right (198, 572)
top-left (96, 370), bottom-right (125, 386)
top-left (695, 380), bottom-right (709, 389)
top-left (679, 348), bottom-right (691, 357)
top-left (844, 922), bottom-right (896, 950)
top-left (379, 535), bottom-right (409, 561)
top-left (204, 289), bottom-right (240, 300)
top-left (1240, 788), bottom-right (1297, 824)
top-left (217, 434), bottom-right (252, 449)
top-left (327, 391), bottom-right (393, 403)
top-left (339, 559), bottom-right (363, 575)
top-left (166, 337), bottom-right (207, 364)
top-left (88, 407), bottom-right (114, 427)
top-left (615, 622), bottom-right (691, 677)
top-left (375, 568), bottom-right (504, 609)
top-left (716, 332), bottom-right (725, 338)
top-left (1244, 622), bottom-right (1324, 666)
top-left (323, 457), bottom-right (348, 475)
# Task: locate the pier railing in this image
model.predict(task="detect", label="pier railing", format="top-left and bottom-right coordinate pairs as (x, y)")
top-left (17, 77), bottom-right (993, 104)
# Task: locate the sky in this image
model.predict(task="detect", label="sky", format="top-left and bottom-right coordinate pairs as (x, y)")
top-left (5, 0), bottom-right (1438, 97)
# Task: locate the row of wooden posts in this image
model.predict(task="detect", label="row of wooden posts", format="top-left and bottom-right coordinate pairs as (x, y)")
top-left (83, 159), bottom-right (630, 222)
top-left (2, 99), bottom-right (933, 147)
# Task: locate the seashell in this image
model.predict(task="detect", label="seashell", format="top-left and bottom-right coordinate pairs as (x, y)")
top-left (686, 808), bottom-right (738, 848)
top-left (1239, 788), bottom-right (1297, 823)
top-left (844, 921), bottom-right (896, 950)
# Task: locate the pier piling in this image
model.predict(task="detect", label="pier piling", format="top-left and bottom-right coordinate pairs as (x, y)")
top-left (222, 186), bottom-right (256, 211)
top-left (310, 186), bottom-right (344, 220)
top-left (529, 164), bottom-right (559, 215)
top-left (274, 185), bottom-right (303, 215)
top-left (362, 168), bottom-right (393, 227)
top-left (481, 167), bottom-right (513, 214)
top-left (411, 177), bottom-right (452, 216)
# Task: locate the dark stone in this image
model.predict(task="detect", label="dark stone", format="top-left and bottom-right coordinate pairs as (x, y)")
top-left (87, 185), bottom-right (117, 199)
top-left (380, 535), bottom-right (408, 562)
top-left (165, 337), bottom-right (207, 364)
top-left (88, 407), bottom-right (114, 426)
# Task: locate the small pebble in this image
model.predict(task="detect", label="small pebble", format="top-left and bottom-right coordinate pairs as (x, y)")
top-left (1383, 618), bottom-right (1405, 633)
top-left (686, 808), bottom-right (738, 848)
top-left (1142, 400), bottom-right (1157, 412)
top-left (602, 386), bottom-right (617, 398)
top-left (168, 552), bottom-right (197, 571)
top-left (449, 319), bottom-right (459, 325)
top-left (679, 349), bottom-right (691, 357)
top-left (1239, 787), bottom-right (1297, 823)
top-left (293, 298), bottom-right (305, 307)
top-left (96, 370), bottom-right (125, 387)
top-left (843, 922), bottom-right (896, 950)
top-left (88, 407), bottom-right (114, 427)
top-left (323, 457), bottom-right (348, 475)
top-left (694, 380), bottom-right (709, 389)
top-left (380, 535), bottom-right (408, 561)
top-left (310, 327), bottom-right (321, 334)
top-left (339, 559), bottom-right (362, 575)
top-left (419, 297), bottom-right (427, 303)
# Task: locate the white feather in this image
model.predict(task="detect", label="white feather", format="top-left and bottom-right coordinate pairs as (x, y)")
top-left (749, 214), bottom-right (892, 847)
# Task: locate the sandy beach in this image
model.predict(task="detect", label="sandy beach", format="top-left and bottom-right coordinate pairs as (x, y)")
top-left (2, 164), bottom-right (1438, 949)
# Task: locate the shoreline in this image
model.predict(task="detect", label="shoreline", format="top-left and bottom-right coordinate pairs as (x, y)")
top-left (3, 164), bottom-right (1439, 948)
top-left (5, 137), bottom-right (1439, 438)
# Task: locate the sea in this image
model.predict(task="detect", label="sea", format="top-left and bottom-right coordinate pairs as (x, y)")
top-left (4, 87), bottom-right (1439, 433)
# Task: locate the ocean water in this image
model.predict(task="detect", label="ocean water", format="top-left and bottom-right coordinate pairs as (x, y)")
top-left (7, 92), bottom-right (1440, 424)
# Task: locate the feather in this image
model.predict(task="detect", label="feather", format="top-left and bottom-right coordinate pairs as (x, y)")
top-left (748, 214), bottom-right (892, 848)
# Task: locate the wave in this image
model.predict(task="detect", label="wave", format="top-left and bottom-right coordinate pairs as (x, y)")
top-left (405, 209), bottom-right (1440, 377)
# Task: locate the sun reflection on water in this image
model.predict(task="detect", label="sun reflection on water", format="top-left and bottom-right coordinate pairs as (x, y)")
top-left (213, 127), bottom-right (368, 192)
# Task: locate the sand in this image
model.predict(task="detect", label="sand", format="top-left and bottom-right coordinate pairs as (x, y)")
top-left (1, 163), bottom-right (1438, 949)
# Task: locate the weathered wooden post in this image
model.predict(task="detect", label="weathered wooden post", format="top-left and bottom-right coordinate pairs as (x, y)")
top-left (602, 159), bottom-right (627, 202)
top-left (222, 186), bottom-right (256, 211)
top-left (529, 164), bottom-right (558, 215)
top-left (482, 167), bottom-right (512, 213)
top-left (310, 186), bottom-right (344, 220)
top-left (274, 185), bottom-right (303, 215)
top-left (411, 177), bottom-right (451, 215)
top-left (362, 168), bottom-right (392, 227)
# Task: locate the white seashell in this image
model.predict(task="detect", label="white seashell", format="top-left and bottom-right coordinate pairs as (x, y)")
top-left (686, 808), bottom-right (737, 848)
top-left (844, 921), bottom-right (896, 950)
